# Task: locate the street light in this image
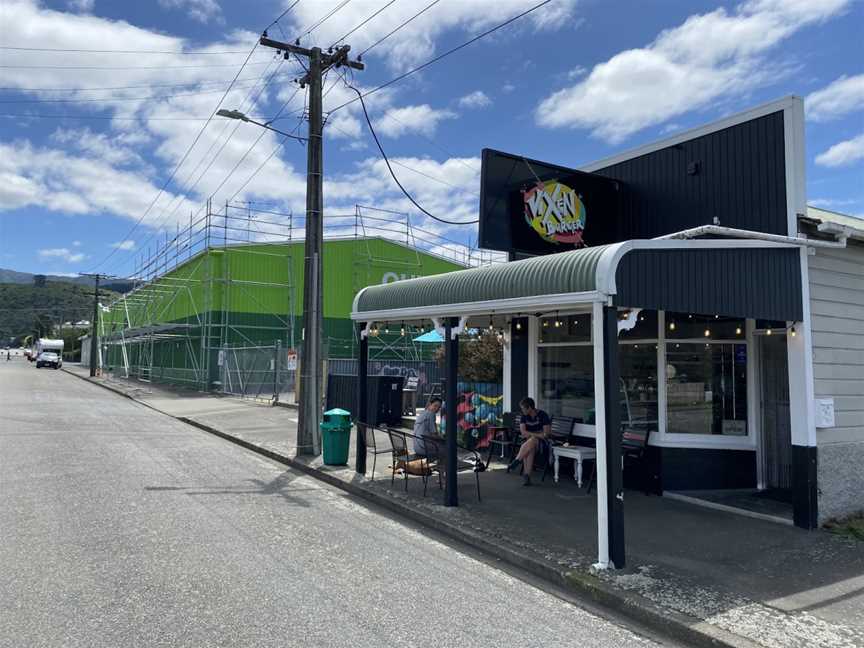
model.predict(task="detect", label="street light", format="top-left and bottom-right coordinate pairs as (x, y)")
top-left (216, 109), bottom-right (307, 142)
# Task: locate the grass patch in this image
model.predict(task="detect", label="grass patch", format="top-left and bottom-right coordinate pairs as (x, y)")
top-left (825, 513), bottom-right (864, 541)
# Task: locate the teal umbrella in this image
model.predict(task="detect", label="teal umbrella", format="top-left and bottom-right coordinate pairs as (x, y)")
top-left (412, 330), bottom-right (443, 343)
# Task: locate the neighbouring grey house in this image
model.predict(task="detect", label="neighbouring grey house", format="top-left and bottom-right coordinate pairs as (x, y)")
top-left (801, 206), bottom-right (864, 524)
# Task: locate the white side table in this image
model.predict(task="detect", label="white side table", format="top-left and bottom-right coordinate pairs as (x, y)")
top-left (552, 445), bottom-right (597, 488)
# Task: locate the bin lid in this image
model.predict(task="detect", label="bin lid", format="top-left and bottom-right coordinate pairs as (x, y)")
top-left (324, 408), bottom-right (351, 416)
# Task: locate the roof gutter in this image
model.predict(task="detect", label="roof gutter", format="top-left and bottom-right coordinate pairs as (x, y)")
top-left (654, 224), bottom-right (847, 248)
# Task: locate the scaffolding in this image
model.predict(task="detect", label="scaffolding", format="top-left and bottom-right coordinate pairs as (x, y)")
top-left (99, 202), bottom-right (502, 392)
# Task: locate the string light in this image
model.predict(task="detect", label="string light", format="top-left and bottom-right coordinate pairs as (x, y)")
top-left (384, 323), bottom-right (390, 334)
top-left (766, 328), bottom-right (772, 336)
top-left (542, 319), bottom-right (549, 328)
top-left (736, 327), bottom-right (742, 335)
top-left (516, 320), bottom-right (522, 331)
top-left (669, 321), bottom-right (676, 331)
top-left (704, 328), bottom-right (711, 337)
top-left (790, 326), bottom-right (796, 337)
top-left (488, 315), bottom-right (494, 332)
top-left (400, 322), bottom-right (405, 336)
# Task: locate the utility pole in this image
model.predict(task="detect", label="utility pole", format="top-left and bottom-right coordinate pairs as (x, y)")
top-left (79, 273), bottom-right (113, 377)
top-left (258, 33), bottom-right (363, 456)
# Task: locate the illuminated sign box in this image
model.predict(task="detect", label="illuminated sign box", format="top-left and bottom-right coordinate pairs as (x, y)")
top-left (479, 148), bottom-right (625, 256)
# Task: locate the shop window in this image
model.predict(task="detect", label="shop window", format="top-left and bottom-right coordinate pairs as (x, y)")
top-left (666, 343), bottom-right (748, 435)
top-left (618, 310), bottom-right (658, 340)
top-left (539, 346), bottom-right (594, 422)
top-left (665, 312), bottom-right (745, 340)
top-left (620, 343), bottom-right (658, 428)
top-left (538, 313), bottom-right (591, 343)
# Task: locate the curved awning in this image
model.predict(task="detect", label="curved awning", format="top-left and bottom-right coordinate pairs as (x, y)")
top-left (352, 239), bottom-right (804, 323)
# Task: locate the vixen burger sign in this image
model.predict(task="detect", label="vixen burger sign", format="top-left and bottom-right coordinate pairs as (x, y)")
top-left (479, 148), bottom-right (623, 256)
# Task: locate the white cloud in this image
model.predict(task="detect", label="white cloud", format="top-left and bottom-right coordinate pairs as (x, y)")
top-left (285, 0), bottom-right (578, 73)
top-left (51, 128), bottom-right (148, 168)
top-left (375, 105), bottom-right (457, 138)
top-left (566, 65), bottom-right (586, 80)
top-left (458, 91), bottom-right (491, 109)
top-left (536, 0), bottom-right (851, 143)
top-left (808, 197), bottom-right (859, 208)
top-left (67, 0), bottom-right (95, 12)
top-left (157, 0), bottom-right (223, 24)
top-left (806, 74), bottom-right (864, 122)
top-left (0, 141), bottom-right (198, 228)
top-left (38, 248), bottom-right (86, 263)
top-left (502, 83), bottom-right (516, 94)
top-left (72, 240), bottom-right (82, 246)
top-left (815, 132), bottom-right (864, 167)
top-left (111, 240), bottom-right (137, 250)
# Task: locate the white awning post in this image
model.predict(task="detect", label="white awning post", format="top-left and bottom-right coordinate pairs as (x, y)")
top-left (592, 300), bottom-right (610, 570)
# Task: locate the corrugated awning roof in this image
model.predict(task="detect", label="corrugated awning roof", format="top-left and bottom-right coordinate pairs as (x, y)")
top-left (352, 239), bottom-right (805, 323)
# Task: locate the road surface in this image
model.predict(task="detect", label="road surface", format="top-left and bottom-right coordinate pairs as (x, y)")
top-left (0, 361), bottom-right (668, 647)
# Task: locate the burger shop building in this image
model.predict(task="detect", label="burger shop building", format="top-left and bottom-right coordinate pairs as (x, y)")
top-left (350, 97), bottom-right (864, 569)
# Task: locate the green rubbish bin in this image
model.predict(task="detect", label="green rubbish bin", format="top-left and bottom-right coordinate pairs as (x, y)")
top-left (321, 408), bottom-right (352, 465)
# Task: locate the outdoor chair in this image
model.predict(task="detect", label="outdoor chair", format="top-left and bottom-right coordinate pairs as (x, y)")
top-left (402, 429), bottom-right (443, 497)
top-left (489, 412), bottom-right (519, 461)
top-left (361, 422), bottom-right (392, 482)
top-left (586, 425), bottom-right (653, 494)
top-left (386, 428), bottom-right (439, 495)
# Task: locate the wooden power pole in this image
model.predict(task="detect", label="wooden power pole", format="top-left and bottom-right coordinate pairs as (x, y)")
top-left (258, 33), bottom-right (363, 456)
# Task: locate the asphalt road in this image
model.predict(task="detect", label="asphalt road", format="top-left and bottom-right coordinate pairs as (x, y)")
top-left (0, 361), bottom-right (665, 648)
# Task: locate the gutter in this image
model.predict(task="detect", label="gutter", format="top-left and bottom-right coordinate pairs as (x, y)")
top-left (654, 224), bottom-right (848, 248)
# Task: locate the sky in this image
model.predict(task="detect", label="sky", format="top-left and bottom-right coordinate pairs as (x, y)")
top-left (0, 0), bottom-right (862, 278)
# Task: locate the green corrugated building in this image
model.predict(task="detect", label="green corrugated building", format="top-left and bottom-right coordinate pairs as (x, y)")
top-left (98, 237), bottom-right (464, 389)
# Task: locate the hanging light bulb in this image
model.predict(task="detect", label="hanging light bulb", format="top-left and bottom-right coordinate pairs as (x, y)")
top-left (516, 320), bottom-right (522, 331)
top-left (669, 321), bottom-right (676, 331)
top-left (790, 326), bottom-right (796, 337)
top-left (766, 328), bottom-right (773, 336)
top-left (384, 323), bottom-right (390, 334)
top-left (400, 322), bottom-right (405, 336)
top-left (488, 315), bottom-right (494, 333)
top-left (542, 319), bottom-right (549, 328)
top-left (704, 328), bottom-right (711, 337)
top-left (735, 326), bottom-right (742, 335)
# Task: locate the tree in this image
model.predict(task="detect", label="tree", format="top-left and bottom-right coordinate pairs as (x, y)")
top-left (435, 331), bottom-right (503, 383)
top-left (33, 275), bottom-right (46, 288)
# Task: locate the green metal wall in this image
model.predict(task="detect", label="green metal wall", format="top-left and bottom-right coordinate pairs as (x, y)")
top-left (102, 237), bottom-right (464, 357)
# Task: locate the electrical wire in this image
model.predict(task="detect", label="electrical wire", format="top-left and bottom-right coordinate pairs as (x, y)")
top-left (298, 0), bottom-right (352, 40)
top-left (124, 59), bottom-right (292, 258)
top-left (346, 84), bottom-right (478, 226)
top-left (0, 76), bottom-right (303, 104)
top-left (329, 0), bottom-right (396, 49)
top-left (334, 0), bottom-right (555, 113)
top-left (359, 0), bottom-right (441, 57)
top-left (0, 61), bottom-right (273, 70)
top-left (0, 46), bottom-right (251, 55)
top-left (85, 41), bottom-right (264, 273)
top-left (0, 73), bottom-right (297, 93)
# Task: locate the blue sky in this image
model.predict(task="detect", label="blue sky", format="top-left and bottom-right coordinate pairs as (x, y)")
top-left (1, 0), bottom-right (862, 277)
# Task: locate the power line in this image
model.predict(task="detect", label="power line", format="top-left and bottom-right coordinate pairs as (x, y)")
top-left (0, 61), bottom-right (273, 70)
top-left (298, 0), bottom-right (352, 40)
top-left (0, 75), bottom-right (303, 104)
top-left (130, 58), bottom-right (293, 245)
top-left (329, 0), bottom-right (396, 49)
top-left (85, 41), bottom-right (264, 273)
top-left (0, 113), bottom-right (270, 121)
top-left (0, 73), bottom-right (297, 93)
top-left (264, 0), bottom-right (303, 33)
top-left (359, 0), bottom-right (441, 57)
top-left (346, 84), bottom-right (478, 226)
top-left (334, 0), bottom-right (554, 113)
top-left (0, 46), bottom-right (251, 55)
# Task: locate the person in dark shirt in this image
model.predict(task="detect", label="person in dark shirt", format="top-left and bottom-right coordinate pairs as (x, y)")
top-left (507, 397), bottom-right (551, 486)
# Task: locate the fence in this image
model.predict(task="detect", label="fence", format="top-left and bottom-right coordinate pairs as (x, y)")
top-left (220, 344), bottom-right (297, 402)
top-left (327, 358), bottom-right (444, 402)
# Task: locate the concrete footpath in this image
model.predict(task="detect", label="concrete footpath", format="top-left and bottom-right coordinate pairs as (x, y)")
top-left (64, 365), bottom-right (864, 648)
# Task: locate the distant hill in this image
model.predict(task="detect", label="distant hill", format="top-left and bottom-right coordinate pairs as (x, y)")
top-left (0, 268), bottom-right (133, 293)
top-left (0, 281), bottom-right (119, 342)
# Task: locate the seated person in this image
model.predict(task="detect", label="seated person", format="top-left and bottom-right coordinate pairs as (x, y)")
top-left (413, 397), bottom-right (442, 457)
top-left (508, 397), bottom-right (551, 486)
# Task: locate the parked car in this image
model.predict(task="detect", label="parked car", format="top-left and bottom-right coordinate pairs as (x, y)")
top-left (36, 351), bottom-right (62, 369)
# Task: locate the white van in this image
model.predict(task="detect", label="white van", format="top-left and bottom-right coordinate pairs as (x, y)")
top-left (35, 339), bottom-right (64, 369)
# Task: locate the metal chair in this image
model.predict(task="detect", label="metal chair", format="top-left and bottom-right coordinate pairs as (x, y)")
top-left (361, 423), bottom-right (391, 481)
